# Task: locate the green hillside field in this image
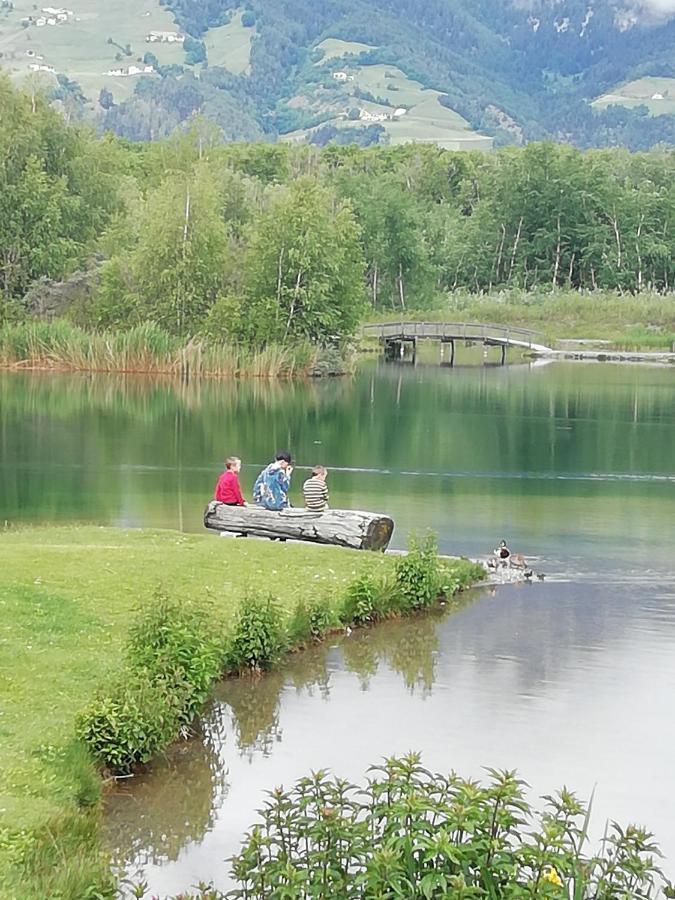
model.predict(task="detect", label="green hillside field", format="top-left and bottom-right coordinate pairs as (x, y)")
top-left (0, 0), bottom-right (185, 102)
top-left (284, 41), bottom-right (493, 150)
top-left (593, 76), bottom-right (675, 117)
top-left (202, 8), bottom-right (255, 75)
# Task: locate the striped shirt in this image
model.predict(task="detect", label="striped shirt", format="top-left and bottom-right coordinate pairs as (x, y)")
top-left (303, 476), bottom-right (329, 511)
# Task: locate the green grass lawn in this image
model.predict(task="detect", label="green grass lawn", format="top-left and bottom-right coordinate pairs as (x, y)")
top-left (1, 526), bottom-right (423, 896)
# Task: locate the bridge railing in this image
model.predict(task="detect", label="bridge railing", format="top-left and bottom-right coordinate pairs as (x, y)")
top-left (362, 321), bottom-right (542, 347)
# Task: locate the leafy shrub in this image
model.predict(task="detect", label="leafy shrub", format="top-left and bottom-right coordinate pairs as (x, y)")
top-left (228, 594), bottom-right (285, 670)
top-left (228, 753), bottom-right (669, 899)
top-left (308, 598), bottom-right (335, 638)
top-left (394, 532), bottom-right (442, 611)
top-left (288, 598), bottom-right (336, 644)
top-left (341, 572), bottom-right (384, 625)
top-left (127, 590), bottom-right (223, 721)
top-left (76, 672), bottom-right (187, 772)
top-left (77, 592), bottom-right (224, 772)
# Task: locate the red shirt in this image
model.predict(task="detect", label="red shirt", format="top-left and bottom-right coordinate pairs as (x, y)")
top-left (214, 470), bottom-right (245, 506)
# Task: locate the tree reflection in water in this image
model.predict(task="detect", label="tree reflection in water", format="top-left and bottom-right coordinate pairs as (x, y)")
top-left (104, 597), bottom-right (472, 872)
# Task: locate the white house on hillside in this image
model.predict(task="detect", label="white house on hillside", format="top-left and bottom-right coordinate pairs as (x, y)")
top-left (106, 63), bottom-right (155, 77)
top-left (146, 30), bottom-right (185, 43)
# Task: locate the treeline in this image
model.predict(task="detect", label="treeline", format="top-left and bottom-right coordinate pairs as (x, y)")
top-left (1, 77), bottom-right (673, 345)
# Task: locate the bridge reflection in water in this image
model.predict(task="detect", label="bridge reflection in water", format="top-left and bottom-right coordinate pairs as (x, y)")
top-left (362, 321), bottom-right (551, 366)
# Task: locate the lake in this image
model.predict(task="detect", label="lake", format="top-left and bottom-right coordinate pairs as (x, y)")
top-left (1, 358), bottom-right (674, 893)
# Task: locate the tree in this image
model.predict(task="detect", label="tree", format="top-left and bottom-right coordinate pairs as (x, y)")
top-left (97, 164), bottom-right (232, 334)
top-left (241, 178), bottom-right (366, 345)
top-left (99, 87), bottom-right (114, 110)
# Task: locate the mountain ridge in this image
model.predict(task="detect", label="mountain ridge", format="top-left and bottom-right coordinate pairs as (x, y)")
top-left (0, 0), bottom-right (673, 147)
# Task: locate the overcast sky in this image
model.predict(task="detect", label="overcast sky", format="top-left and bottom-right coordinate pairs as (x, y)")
top-left (635, 0), bottom-right (675, 17)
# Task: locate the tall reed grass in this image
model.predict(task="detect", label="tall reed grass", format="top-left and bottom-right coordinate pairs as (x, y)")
top-left (0, 321), bottom-right (320, 378)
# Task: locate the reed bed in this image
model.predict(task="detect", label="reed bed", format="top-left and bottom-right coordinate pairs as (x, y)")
top-left (0, 321), bottom-right (319, 378)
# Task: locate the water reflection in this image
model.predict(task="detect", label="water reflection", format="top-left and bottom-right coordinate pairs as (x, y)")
top-left (109, 723), bottom-right (228, 870)
top-left (106, 575), bottom-right (675, 894)
top-left (1, 363), bottom-right (673, 568)
top-left (105, 607), bottom-right (448, 879)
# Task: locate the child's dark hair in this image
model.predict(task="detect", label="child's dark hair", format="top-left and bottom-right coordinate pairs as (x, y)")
top-left (276, 450), bottom-right (292, 463)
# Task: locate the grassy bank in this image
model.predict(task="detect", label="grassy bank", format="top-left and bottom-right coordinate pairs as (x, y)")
top-left (0, 526), bottom-right (481, 898)
top-left (366, 290), bottom-right (675, 351)
top-left (0, 322), bottom-right (322, 379)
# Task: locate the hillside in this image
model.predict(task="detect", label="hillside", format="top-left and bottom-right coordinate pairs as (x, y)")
top-left (0, 0), bottom-right (674, 148)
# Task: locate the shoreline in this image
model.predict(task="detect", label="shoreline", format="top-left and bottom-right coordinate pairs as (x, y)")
top-left (0, 525), bottom-right (482, 899)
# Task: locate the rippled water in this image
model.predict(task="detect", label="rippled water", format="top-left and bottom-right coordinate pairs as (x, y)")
top-left (1, 358), bottom-right (674, 893)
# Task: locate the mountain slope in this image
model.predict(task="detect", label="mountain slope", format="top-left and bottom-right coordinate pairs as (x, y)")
top-left (0, 0), bottom-right (673, 147)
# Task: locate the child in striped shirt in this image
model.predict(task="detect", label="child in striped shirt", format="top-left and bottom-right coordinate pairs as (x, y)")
top-left (303, 465), bottom-right (329, 511)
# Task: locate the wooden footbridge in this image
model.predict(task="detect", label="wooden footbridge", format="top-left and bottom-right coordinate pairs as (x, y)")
top-left (362, 321), bottom-right (552, 365)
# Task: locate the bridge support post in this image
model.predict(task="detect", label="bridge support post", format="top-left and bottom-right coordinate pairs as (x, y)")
top-left (440, 339), bottom-right (455, 367)
top-left (500, 344), bottom-right (506, 366)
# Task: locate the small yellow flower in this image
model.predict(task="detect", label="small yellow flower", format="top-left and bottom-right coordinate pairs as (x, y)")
top-left (543, 866), bottom-right (563, 887)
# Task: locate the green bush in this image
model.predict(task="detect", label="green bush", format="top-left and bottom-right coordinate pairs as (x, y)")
top-left (75, 671), bottom-right (187, 772)
top-left (287, 598), bottom-right (336, 644)
top-left (77, 592), bottom-right (224, 772)
top-left (341, 572), bottom-right (392, 625)
top-left (228, 753), bottom-right (669, 899)
top-left (394, 532), bottom-right (442, 611)
top-left (308, 598), bottom-right (335, 638)
top-left (228, 594), bottom-right (285, 670)
top-left (127, 590), bottom-right (223, 721)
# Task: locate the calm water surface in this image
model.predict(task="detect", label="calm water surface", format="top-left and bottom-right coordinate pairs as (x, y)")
top-left (1, 359), bottom-right (674, 892)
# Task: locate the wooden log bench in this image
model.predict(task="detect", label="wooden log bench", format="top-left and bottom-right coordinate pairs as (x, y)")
top-left (204, 501), bottom-right (394, 552)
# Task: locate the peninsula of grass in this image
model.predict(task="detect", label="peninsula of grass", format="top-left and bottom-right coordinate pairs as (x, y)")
top-left (0, 525), bottom-right (481, 898)
top-left (366, 290), bottom-right (675, 352)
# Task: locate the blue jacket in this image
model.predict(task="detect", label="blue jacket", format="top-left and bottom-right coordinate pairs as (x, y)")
top-left (253, 462), bottom-right (291, 510)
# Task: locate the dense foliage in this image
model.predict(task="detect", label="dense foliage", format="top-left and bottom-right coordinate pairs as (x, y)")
top-left (76, 591), bottom-right (223, 772)
top-left (224, 753), bottom-right (669, 899)
top-left (1, 78), bottom-right (673, 344)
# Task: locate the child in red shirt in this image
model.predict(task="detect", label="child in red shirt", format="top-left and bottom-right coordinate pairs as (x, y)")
top-left (214, 456), bottom-right (246, 507)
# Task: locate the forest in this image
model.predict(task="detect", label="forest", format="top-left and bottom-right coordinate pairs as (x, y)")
top-left (1, 76), bottom-right (673, 348)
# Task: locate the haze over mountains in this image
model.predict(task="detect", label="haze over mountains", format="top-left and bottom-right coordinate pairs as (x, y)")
top-left (0, 0), bottom-right (673, 148)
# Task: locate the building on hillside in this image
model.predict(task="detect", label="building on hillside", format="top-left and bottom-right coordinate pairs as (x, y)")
top-left (651, 92), bottom-right (665, 100)
top-left (28, 62), bottom-right (56, 72)
top-left (359, 110), bottom-right (389, 122)
top-left (106, 63), bottom-right (155, 77)
top-left (332, 71), bottom-right (354, 82)
top-left (146, 30), bottom-right (185, 43)
top-left (359, 107), bottom-right (407, 123)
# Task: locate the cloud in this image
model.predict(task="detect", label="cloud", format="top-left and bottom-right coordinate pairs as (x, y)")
top-left (622, 0), bottom-right (675, 20)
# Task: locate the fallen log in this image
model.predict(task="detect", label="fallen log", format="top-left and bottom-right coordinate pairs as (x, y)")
top-left (204, 501), bottom-right (394, 552)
